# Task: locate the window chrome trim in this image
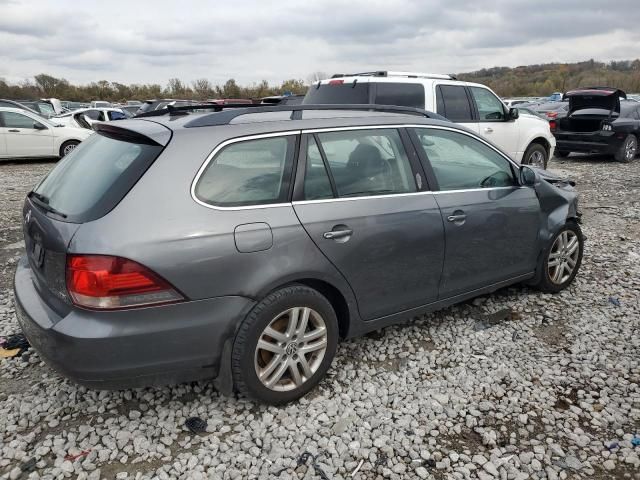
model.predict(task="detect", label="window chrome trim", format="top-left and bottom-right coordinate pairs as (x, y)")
top-left (293, 190), bottom-right (434, 206)
top-left (190, 130), bottom-right (301, 211)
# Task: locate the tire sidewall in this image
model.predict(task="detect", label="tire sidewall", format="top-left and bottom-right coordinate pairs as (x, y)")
top-left (232, 286), bottom-right (338, 404)
top-left (540, 222), bottom-right (584, 292)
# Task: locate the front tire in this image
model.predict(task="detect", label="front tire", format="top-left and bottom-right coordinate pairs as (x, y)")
top-left (523, 143), bottom-right (548, 169)
top-left (59, 140), bottom-right (80, 158)
top-left (532, 222), bottom-right (583, 293)
top-left (614, 134), bottom-right (637, 163)
top-left (231, 285), bottom-right (338, 404)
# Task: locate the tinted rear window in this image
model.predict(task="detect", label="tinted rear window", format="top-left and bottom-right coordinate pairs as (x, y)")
top-left (33, 132), bottom-right (163, 223)
top-left (374, 83), bottom-right (425, 108)
top-left (436, 85), bottom-right (473, 122)
top-left (303, 83), bottom-right (370, 104)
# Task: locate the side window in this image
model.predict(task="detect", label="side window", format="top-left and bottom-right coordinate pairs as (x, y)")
top-left (194, 135), bottom-right (295, 207)
top-left (375, 83), bottom-right (425, 108)
top-left (303, 137), bottom-right (333, 200)
top-left (469, 87), bottom-right (506, 121)
top-left (314, 129), bottom-right (415, 197)
top-left (436, 85), bottom-right (473, 122)
top-left (412, 128), bottom-right (516, 190)
top-left (108, 111), bottom-right (127, 120)
top-left (84, 110), bottom-right (101, 120)
top-left (2, 112), bottom-right (37, 129)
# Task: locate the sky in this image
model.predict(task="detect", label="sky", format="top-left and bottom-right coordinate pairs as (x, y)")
top-left (1, 0), bottom-right (639, 87)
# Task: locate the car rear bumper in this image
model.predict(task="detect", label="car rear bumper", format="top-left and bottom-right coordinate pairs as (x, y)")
top-left (14, 255), bottom-right (254, 389)
top-left (555, 131), bottom-right (623, 154)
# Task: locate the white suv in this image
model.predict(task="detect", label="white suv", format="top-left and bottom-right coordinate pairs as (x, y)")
top-left (304, 71), bottom-right (555, 168)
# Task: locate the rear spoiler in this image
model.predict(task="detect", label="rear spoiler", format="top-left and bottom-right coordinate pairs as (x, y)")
top-left (93, 120), bottom-right (172, 146)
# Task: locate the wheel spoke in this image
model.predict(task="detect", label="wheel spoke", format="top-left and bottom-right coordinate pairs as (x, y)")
top-left (285, 308), bottom-right (299, 337)
top-left (300, 338), bottom-right (327, 355)
top-left (298, 355), bottom-right (313, 379)
top-left (263, 326), bottom-right (287, 343)
top-left (296, 307), bottom-right (311, 337)
top-left (302, 326), bottom-right (326, 343)
top-left (567, 240), bottom-right (579, 256)
top-left (264, 360), bottom-right (288, 388)
top-left (552, 263), bottom-right (564, 283)
top-left (289, 363), bottom-right (303, 386)
top-left (257, 338), bottom-right (283, 354)
top-left (548, 258), bottom-right (561, 267)
top-left (259, 354), bottom-right (284, 380)
top-left (566, 256), bottom-right (576, 268)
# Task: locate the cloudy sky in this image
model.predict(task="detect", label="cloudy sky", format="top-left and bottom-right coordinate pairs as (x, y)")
top-left (1, 0), bottom-right (639, 86)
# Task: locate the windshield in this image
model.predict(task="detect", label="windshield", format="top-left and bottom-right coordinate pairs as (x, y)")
top-left (33, 132), bottom-right (163, 222)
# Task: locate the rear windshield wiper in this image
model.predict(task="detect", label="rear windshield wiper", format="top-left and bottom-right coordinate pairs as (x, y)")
top-left (28, 191), bottom-right (68, 218)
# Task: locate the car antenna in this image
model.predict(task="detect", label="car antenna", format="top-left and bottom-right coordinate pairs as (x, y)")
top-left (352, 79), bottom-right (358, 88)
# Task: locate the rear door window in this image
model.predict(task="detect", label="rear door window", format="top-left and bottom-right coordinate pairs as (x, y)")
top-left (374, 83), bottom-right (425, 108)
top-left (194, 135), bottom-right (296, 207)
top-left (303, 83), bottom-right (370, 104)
top-left (435, 85), bottom-right (473, 122)
top-left (33, 132), bottom-right (163, 222)
top-left (312, 129), bottom-right (416, 198)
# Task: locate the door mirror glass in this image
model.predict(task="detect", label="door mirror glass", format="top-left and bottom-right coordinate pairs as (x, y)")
top-left (33, 121), bottom-right (47, 130)
top-left (508, 107), bottom-right (519, 120)
top-left (520, 165), bottom-right (537, 186)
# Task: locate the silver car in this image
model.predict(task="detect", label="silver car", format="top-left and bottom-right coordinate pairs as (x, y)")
top-left (14, 105), bottom-right (583, 404)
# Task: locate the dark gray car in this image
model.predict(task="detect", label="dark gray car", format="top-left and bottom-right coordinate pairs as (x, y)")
top-left (14, 105), bottom-right (583, 404)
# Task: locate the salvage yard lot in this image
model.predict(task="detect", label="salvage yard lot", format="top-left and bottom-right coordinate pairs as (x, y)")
top-left (0, 155), bottom-right (639, 479)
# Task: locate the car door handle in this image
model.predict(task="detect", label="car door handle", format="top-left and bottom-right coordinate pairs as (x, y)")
top-left (484, 127), bottom-right (493, 133)
top-left (8, 129), bottom-right (20, 132)
top-left (323, 229), bottom-right (353, 240)
top-left (447, 214), bottom-right (467, 222)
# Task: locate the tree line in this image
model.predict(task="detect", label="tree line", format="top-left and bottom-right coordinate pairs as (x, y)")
top-left (458, 59), bottom-right (640, 97)
top-left (0, 74), bottom-right (308, 102)
top-left (1, 59), bottom-right (639, 102)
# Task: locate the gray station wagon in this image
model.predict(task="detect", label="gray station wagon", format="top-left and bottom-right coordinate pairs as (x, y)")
top-left (14, 104), bottom-right (583, 404)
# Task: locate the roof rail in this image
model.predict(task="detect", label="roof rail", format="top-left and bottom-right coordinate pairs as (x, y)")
top-left (179, 104), bottom-right (446, 128)
top-left (330, 71), bottom-right (456, 80)
top-left (134, 103), bottom-right (256, 118)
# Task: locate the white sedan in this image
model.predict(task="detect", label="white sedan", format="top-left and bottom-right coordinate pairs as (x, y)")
top-left (0, 107), bottom-right (92, 159)
top-left (54, 107), bottom-right (128, 130)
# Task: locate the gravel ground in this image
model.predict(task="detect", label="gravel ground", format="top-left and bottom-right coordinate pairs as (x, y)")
top-left (0, 154), bottom-right (639, 480)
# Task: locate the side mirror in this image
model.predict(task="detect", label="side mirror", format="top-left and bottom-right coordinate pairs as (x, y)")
top-left (33, 122), bottom-right (47, 130)
top-left (508, 107), bottom-right (519, 120)
top-left (520, 165), bottom-right (537, 186)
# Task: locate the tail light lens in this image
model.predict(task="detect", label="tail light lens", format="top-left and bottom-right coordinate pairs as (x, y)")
top-left (545, 111), bottom-right (558, 119)
top-left (66, 255), bottom-right (184, 309)
top-left (328, 79), bottom-right (344, 85)
top-left (549, 120), bottom-right (557, 131)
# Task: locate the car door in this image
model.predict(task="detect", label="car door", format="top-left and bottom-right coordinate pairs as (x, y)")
top-left (0, 111), bottom-right (54, 157)
top-left (468, 86), bottom-right (520, 159)
top-left (293, 127), bottom-right (445, 320)
top-left (0, 122), bottom-right (7, 157)
top-left (409, 126), bottom-right (540, 299)
top-left (434, 83), bottom-right (480, 134)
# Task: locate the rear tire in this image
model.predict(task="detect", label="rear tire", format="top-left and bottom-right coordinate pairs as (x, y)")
top-left (523, 143), bottom-right (548, 169)
top-left (555, 150), bottom-right (570, 158)
top-left (59, 140), bottom-right (80, 158)
top-left (614, 134), bottom-right (637, 163)
top-left (532, 222), bottom-right (583, 293)
top-left (231, 285), bottom-right (338, 404)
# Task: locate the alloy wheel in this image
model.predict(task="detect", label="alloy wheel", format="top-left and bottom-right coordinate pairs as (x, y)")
top-left (547, 230), bottom-right (580, 284)
top-left (254, 307), bottom-right (328, 392)
top-left (529, 150), bottom-right (545, 168)
top-left (625, 136), bottom-right (637, 161)
top-left (63, 144), bottom-right (77, 156)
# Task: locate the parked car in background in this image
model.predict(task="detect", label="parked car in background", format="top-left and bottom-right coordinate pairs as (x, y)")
top-left (0, 107), bottom-right (92, 159)
top-left (61, 101), bottom-right (84, 112)
top-left (90, 101), bottom-right (112, 108)
top-left (546, 92), bottom-right (563, 102)
top-left (54, 107), bottom-right (128, 130)
top-left (126, 100), bottom-right (142, 106)
top-left (13, 103), bottom-right (582, 404)
top-left (530, 101), bottom-right (569, 120)
top-left (553, 88), bottom-right (639, 162)
top-left (261, 95), bottom-right (305, 105)
top-left (516, 106), bottom-right (546, 120)
top-left (304, 71), bottom-right (556, 168)
top-left (503, 97), bottom-right (538, 107)
top-left (136, 99), bottom-right (196, 115)
top-left (120, 105), bottom-right (140, 116)
top-left (16, 100), bottom-right (58, 118)
top-left (0, 99), bottom-right (44, 117)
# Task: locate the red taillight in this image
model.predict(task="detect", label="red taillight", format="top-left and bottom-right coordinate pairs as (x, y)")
top-left (549, 120), bottom-right (557, 131)
top-left (546, 111), bottom-right (558, 119)
top-left (66, 255), bottom-right (183, 309)
top-left (328, 79), bottom-right (344, 85)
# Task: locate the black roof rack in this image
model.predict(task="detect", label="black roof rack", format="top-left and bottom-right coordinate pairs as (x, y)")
top-left (177, 104), bottom-right (446, 128)
top-left (330, 71), bottom-right (457, 80)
